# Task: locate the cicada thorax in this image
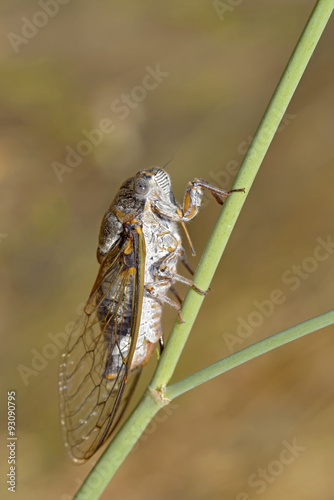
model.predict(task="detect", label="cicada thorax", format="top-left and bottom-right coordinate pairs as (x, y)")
top-left (130, 211), bottom-right (183, 371)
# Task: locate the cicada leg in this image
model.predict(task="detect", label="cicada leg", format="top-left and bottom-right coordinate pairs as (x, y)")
top-left (159, 336), bottom-right (164, 355)
top-left (182, 178), bottom-right (245, 221)
top-left (158, 250), bottom-right (209, 296)
top-left (179, 248), bottom-right (195, 276)
top-left (169, 285), bottom-right (183, 305)
top-left (146, 281), bottom-right (185, 323)
top-left (151, 179), bottom-right (244, 226)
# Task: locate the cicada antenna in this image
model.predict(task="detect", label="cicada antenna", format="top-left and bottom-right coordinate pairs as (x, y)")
top-left (161, 157), bottom-right (174, 171)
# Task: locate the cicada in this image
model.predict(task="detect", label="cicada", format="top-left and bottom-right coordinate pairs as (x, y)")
top-left (59, 167), bottom-right (243, 463)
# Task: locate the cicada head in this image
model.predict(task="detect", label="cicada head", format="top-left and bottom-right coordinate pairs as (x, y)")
top-left (98, 167), bottom-right (176, 260)
top-left (132, 167), bottom-right (175, 206)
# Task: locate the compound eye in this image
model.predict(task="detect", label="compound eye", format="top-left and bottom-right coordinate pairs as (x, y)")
top-left (134, 176), bottom-right (150, 195)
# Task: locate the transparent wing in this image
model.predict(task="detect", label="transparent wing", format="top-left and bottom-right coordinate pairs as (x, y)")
top-left (59, 226), bottom-right (145, 463)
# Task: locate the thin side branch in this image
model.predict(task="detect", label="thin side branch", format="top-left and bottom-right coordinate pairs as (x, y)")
top-left (165, 309), bottom-right (334, 400)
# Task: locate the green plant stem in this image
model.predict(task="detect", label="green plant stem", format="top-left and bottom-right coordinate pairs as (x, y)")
top-left (149, 0), bottom-right (334, 392)
top-left (73, 2), bottom-right (334, 498)
top-left (74, 308), bottom-right (334, 500)
top-left (165, 309), bottom-right (334, 400)
top-left (73, 393), bottom-right (161, 500)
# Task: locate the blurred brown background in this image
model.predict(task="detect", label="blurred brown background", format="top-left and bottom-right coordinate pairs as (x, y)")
top-left (1, 1), bottom-right (334, 499)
